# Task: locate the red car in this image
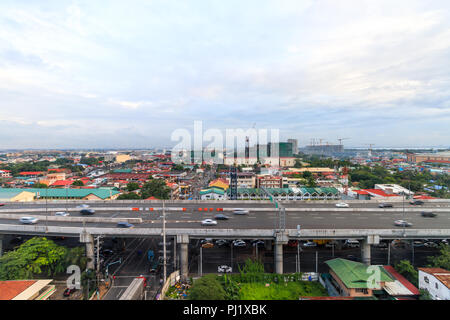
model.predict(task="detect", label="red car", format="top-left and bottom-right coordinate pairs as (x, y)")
top-left (0, 203), bottom-right (5, 206)
top-left (63, 288), bottom-right (76, 297)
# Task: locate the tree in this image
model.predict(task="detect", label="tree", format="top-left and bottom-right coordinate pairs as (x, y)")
top-left (141, 179), bottom-right (171, 200)
top-left (395, 260), bottom-right (418, 287)
top-left (427, 244), bottom-right (450, 270)
top-left (72, 180), bottom-right (84, 186)
top-left (302, 171), bottom-right (312, 179)
top-left (0, 237), bottom-right (68, 280)
top-left (294, 159), bottom-right (303, 168)
top-left (117, 192), bottom-right (141, 200)
top-left (189, 274), bottom-right (226, 300)
top-left (31, 183), bottom-right (48, 188)
top-left (126, 182), bottom-right (140, 192)
top-left (171, 164), bottom-right (184, 172)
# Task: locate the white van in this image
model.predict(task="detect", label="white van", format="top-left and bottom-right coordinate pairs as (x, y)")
top-left (344, 239), bottom-right (360, 248)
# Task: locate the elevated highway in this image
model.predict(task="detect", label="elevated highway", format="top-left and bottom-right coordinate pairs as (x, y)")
top-left (0, 199), bottom-right (449, 276)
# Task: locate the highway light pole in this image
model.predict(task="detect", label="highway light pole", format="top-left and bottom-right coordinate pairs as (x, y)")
top-left (45, 186), bottom-right (48, 233)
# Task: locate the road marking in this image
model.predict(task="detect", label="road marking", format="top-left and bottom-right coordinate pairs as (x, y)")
top-left (313, 217), bottom-right (324, 219)
top-left (336, 217), bottom-right (346, 219)
top-left (357, 217), bottom-right (368, 219)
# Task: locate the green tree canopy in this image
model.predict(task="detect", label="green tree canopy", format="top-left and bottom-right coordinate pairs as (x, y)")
top-left (126, 182), bottom-right (140, 192)
top-left (117, 192), bottom-right (141, 200)
top-left (189, 274), bottom-right (226, 300)
top-left (395, 260), bottom-right (418, 287)
top-left (72, 180), bottom-right (84, 186)
top-left (141, 179), bottom-right (171, 199)
top-left (0, 237), bottom-right (68, 280)
top-left (427, 244), bottom-right (450, 270)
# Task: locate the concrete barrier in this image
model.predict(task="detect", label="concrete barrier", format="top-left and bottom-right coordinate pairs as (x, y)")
top-left (0, 214), bottom-right (142, 224)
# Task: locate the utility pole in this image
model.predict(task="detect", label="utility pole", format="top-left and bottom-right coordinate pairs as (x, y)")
top-left (199, 246), bottom-right (203, 276)
top-left (315, 251), bottom-right (318, 274)
top-left (387, 242), bottom-right (391, 265)
top-left (163, 200), bottom-right (167, 284)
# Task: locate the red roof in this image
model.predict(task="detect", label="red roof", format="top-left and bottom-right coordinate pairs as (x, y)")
top-left (424, 160), bottom-right (450, 164)
top-left (362, 189), bottom-right (398, 197)
top-left (0, 280), bottom-right (36, 300)
top-left (383, 266), bottom-right (420, 295)
top-left (413, 195), bottom-right (437, 200)
top-left (354, 190), bottom-right (370, 195)
top-left (50, 180), bottom-right (73, 187)
top-left (146, 196), bottom-right (158, 200)
top-left (19, 171), bottom-right (44, 176)
top-left (418, 268), bottom-right (450, 289)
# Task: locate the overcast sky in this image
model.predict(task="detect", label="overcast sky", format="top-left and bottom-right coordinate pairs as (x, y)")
top-left (0, 0), bottom-right (449, 149)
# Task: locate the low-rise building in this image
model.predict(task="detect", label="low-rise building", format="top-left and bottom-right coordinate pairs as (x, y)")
top-left (0, 189), bottom-right (36, 202)
top-left (418, 268), bottom-right (450, 300)
top-left (0, 280), bottom-right (55, 300)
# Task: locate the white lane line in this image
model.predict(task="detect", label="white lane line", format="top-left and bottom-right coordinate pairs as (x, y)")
top-left (313, 217), bottom-right (324, 219)
top-left (357, 217), bottom-right (368, 219)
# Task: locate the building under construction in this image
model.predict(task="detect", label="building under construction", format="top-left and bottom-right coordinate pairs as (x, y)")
top-left (302, 140), bottom-right (344, 157)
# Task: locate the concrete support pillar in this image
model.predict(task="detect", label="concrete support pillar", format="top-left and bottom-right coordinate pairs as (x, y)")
top-left (362, 235), bottom-right (379, 266)
top-left (80, 231), bottom-right (95, 270)
top-left (274, 232), bottom-right (289, 274)
top-left (177, 234), bottom-right (189, 281)
top-left (0, 235), bottom-right (3, 257)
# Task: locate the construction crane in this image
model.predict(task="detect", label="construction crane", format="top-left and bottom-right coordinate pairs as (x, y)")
top-left (365, 144), bottom-right (375, 158)
top-left (337, 138), bottom-right (349, 146)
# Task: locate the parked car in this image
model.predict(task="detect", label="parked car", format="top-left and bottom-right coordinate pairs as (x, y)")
top-left (379, 203), bottom-right (393, 208)
top-left (201, 242), bottom-right (214, 249)
top-left (344, 239), bottom-right (360, 248)
top-left (252, 240), bottom-right (265, 247)
top-left (394, 220), bottom-right (412, 227)
top-left (215, 239), bottom-right (229, 247)
top-left (55, 211), bottom-right (70, 216)
top-left (201, 219), bottom-right (217, 226)
top-left (302, 241), bottom-right (317, 247)
top-left (232, 208), bottom-right (249, 215)
top-left (101, 249), bottom-right (114, 256)
top-left (63, 288), bottom-right (76, 297)
top-left (374, 242), bottom-right (388, 248)
top-left (421, 211), bottom-right (437, 217)
top-left (117, 222), bottom-right (134, 228)
top-left (424, 241), bottom-right (439, 248)
top-left (214, 214), bottom-right (230, 220)
top-left (287, 240), bottom-right (299, 247)
top-left (410, 200), bottom-right (424, 205)
top-left (335, 202), bottom-right (349, 208)
top-left (412, 241), bottom-right (425, 248)
top-left (232, 240), bottom-right (246, 247)
top-left (19, 216), bottom-right (38, 224)
top-left (80, 209), bottom-right (95, 215)
top-left (218, 265), bottom-right (232, 273)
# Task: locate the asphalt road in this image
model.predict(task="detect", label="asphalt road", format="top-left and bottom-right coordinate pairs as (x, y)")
top-left (1, 207), bottom-right (450, 230)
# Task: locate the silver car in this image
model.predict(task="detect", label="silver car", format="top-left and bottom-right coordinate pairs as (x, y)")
top-left (55, 211), bottom-right (70, 216)
top-left (232, 208), bottom-right (249, 215)
top-left (19, 217), bottom-right (39, 224)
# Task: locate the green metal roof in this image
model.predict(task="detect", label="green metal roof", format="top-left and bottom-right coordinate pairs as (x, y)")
top-left (325, 258), bottom-right (393, 289)
top-left (199, 187), bottom-right (225, 195)
top-left (1, 188), bottom-right (119, 200)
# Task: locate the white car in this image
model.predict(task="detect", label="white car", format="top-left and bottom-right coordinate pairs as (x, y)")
top-left (335, 203), bottom-right (349, 208)
top-left (232, 240), bottom-right (246, 247)
top-left (55, 212), bottom-right (70, 216)
top-left (77, 204), bottom-right (90, 209)
top-left (232, 208), bottom-right (249, 215)
top-left (302, 241), bottom-right (317, 247)
top-left (201, 219), bottom-right (217, 226)
top-left (394, 220), bottom-right (412, 227)
top-left (19, 217), bottom-right (39, 224)
top-left (218, 265), bottom-right (232, 273)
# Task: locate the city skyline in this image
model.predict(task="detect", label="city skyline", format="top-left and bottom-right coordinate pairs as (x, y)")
top-left (0, 0), bottom-right (450, 149)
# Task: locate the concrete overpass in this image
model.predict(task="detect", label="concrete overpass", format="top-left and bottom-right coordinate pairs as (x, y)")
top-left (0, 199), bottom-right (449, 278)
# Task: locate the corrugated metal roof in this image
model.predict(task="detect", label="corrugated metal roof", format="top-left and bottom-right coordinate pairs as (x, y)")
top-left (326, 258), bottom-right (393, 289)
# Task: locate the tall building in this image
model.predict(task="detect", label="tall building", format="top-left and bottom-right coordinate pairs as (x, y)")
top-left (287, 139), bottom-right (298, 154)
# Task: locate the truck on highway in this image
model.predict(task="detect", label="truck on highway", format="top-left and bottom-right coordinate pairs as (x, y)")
top-left (119, 277), bottom-right (146, 300)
